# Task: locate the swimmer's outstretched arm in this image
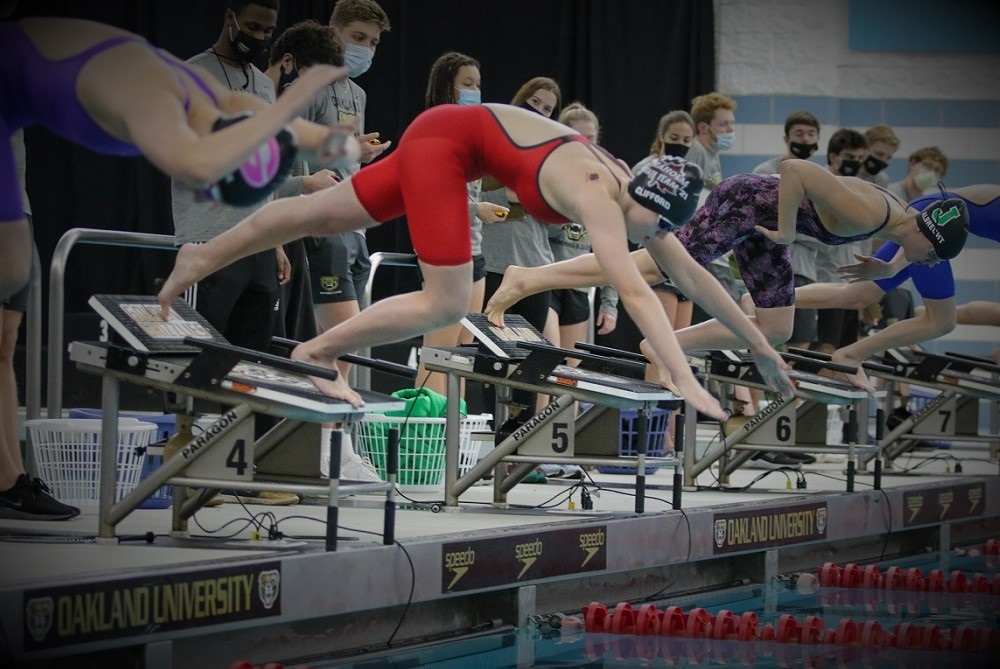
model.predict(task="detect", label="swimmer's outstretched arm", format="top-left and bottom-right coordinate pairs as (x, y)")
top-left (579, 195), bottom-right (727, 420)
top-left (123, 62), bottom-right (345, 187)
top-left (645, 235), bottom-right (794, 396)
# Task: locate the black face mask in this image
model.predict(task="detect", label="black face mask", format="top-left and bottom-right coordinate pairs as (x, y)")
top-left (838, 159), bottom-right (862, 177)
top-left (864, 156), bottom-right (889, 175)
top-left (520, 102), bottom-right (543, 115)
top-left (229, 19), bottom-right (270, 65)
top-left (662, 143), bottom-right (690, 159)
top-left (789, 142), bottom-right (818, 160)
top-left (277, 62), bottom-right (299, 94)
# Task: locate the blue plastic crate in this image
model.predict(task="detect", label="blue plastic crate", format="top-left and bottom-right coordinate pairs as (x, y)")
top-left (68, 409), bottom-right (176, 508)
top-left (597, 408), bottom-right (671, 475)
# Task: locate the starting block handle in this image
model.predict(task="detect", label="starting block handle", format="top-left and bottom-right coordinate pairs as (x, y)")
top-left (184, 337), bottom-right (340, 383)
top-left (781, 350), bottom-right (857, 375)
top-left (271, 336), bottom-right (416, 379)
top-left (790, 346), bottom-right (895, 375)
top-left (574, 341), bottom-right (648, 364)
top-left (944, 350), bottom-right (1000, 374)
top-left (520, 340), bottom-right (647, 377)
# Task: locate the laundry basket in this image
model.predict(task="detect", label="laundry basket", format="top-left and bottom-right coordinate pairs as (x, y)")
top-left (25, 418), bottom-right (157, 512)
top-left (68, 409), bottom-right (176, 508)
top-left (458, 414), bottom-right (493, 477)
top-left (597, 408), bottom-right (672, 475)
top-left (355, 415), bottom-right (448, 492)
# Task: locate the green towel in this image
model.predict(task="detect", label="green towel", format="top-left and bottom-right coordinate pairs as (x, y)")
top-left (384, 388), bottom-right (467, 419)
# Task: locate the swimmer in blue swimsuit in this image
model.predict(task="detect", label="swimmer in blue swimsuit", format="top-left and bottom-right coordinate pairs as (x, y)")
top-left (793, 184), bottom-right (1000, 390)
top-left (0, 16), bottom-right (354, 300)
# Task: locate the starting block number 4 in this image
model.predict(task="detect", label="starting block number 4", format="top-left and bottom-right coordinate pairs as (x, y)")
top-left (185, 416), bottom-right (258, 482)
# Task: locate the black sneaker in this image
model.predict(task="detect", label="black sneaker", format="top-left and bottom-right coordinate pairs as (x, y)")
top-left (0, 474), bottom-right (80, 521)
top-left (784, 452), bottom-right (817, 464)
top-left (746, 452), bottom-right (802, 470)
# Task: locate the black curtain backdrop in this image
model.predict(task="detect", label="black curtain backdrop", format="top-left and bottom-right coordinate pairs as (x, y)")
top-left (14, 0), bottom-right (713, 351)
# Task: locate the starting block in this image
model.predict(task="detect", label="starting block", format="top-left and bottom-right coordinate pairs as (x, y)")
top-left (421, 314), bottom-right (683, 512)
top-left (869, 348), bottom-right (1000, 470)
top-left (72, 295), bottom-right (410, 547)
top-left (684, 349), bottom-right (884, 489)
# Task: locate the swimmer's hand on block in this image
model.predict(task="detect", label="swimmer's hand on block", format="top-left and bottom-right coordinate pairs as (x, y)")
top-left (477, 202), bottom-right (510, 224)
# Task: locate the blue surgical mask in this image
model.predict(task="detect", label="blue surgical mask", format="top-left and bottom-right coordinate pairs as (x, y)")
top-left (343, 42), bottom-right (374, 78)
top-left (456, 89), bottom-right (481, 106)
top-left (715, 131), bottom-right (736, 151)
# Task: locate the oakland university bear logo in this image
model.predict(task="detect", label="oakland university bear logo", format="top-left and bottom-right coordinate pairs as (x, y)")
top-left (320, 275), bottom-right (340, 293)
top-left (25, 597), bottom-right (54, 643)
top-left (714, 519), bottom-right (727, 548)
top-left (258, 569), bottom-right (281, 610)
top-left (816, 507), bottom-right (827, 535)
top-left (563, 222), bottom-right (586, 243)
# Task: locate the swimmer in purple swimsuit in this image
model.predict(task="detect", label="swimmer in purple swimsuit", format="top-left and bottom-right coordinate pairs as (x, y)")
top-left (483, 159), bottom-right (970, 392)
top-left (0, 16), bottom-right (356, 300)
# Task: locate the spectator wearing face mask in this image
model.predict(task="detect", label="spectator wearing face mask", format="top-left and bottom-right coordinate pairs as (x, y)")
top-left (888, 146), bottom-right (949, 202)
top-left (685, 92), bottom-right (737, 192)
top-left (857, 124), bottom-right (900, 188)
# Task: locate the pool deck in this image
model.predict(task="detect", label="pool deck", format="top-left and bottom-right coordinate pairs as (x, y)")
top-left (1, 433), bottom-right (997, 668)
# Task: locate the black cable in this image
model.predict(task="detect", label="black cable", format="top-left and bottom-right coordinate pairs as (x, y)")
top-left (190, 509), bottom-right (278, 540)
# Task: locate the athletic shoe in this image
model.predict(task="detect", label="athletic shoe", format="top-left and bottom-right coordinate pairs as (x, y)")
top-left (0, 474), bottom-right (80, 521)
top-left (340, 454), bottom-right (383, 484)
top-left (784, 452), bottom-right (817, 464)
top-left (745, 452), bottom-right (802, 470)
top-left (219, 490), bottom-right (300, 506)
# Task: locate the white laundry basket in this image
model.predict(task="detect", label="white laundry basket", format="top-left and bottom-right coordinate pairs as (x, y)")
top-left (25, 418), bottom-right (157, 512)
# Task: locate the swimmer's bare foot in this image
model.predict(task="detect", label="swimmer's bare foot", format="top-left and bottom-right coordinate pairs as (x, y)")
top-left (831, 349), bottom-right (875, 395)
top-left (292, 343), bottom-right (364, 408)
top-left (639, 339), bottom-right (679, 394)
top-left (638, 339), bottom-right (725, 419)
top-left (676, 374), bottom-right (727, 421)
top-left (484, 265), bottom-right (530, 327)
top-left (158, 243), bottom-right (208, 319)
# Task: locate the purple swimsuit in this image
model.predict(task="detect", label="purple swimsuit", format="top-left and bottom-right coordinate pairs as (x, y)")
top-left (0, 21), bottom-right (218, 221)
top-left (673, 173), bottom-right (889, 308)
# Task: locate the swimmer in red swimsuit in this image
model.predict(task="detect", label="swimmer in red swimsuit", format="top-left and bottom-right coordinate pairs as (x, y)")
top-left (159, 103), bottom-right (798, 417)
top-left (483, 159), bottom-right (970, 393)
top-left (0, 16), bottom-right (357, 300)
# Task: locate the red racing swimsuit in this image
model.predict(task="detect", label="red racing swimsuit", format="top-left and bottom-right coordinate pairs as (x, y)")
top-left (350, 104), bottom-right (589, 266)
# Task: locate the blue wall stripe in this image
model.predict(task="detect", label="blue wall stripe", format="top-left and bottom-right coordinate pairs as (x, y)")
top-left (941, 100), bottom-right (1000, 128)
top-left (953, 281), bottom-right (1000, 304)
top-left (731, 95), bottom-right (1000, 130)
top-left (883, 99), bottom-right (942, 127)
top-left (721, 155), bottom-right (999, 188)
top-left (731, 95), bottom-right (773, 124)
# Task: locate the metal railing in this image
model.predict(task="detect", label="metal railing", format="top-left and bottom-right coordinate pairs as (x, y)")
top-left (355, 252), bottom-right (419, 391)
top-left (35, 228), bottom-right (177, 419)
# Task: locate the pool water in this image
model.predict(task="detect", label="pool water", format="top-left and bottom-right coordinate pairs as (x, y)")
top-left (325, 552), bottom-right (998, 668)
